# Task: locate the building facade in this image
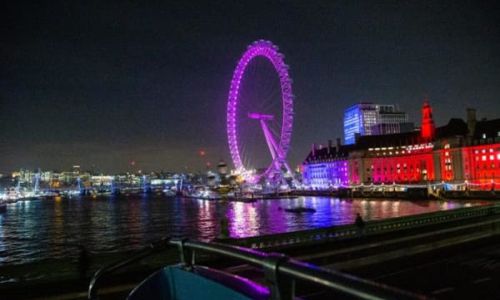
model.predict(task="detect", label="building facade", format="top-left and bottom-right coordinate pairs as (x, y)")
top-left (302, 139), bottom-right (350, 188)
top-left (343, 103), bottom-right (411, 145)
top-left (305, 102), bottom-right (500, 189)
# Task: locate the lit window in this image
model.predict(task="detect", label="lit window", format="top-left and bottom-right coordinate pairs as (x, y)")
top-left (490, 155), bottom-right (495, 160)
top-left (497, 154), bottom-right (500, 160)
top-left (482, 155), bottom-right (487, 161)
top-left (482, 133), bottom-right (486, 139)
top-left (490, 148), bottom-right (494, 153)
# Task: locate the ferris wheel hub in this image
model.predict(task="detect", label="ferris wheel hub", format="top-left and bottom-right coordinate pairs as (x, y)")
top-left (247, 112), bottom-right (274, 121)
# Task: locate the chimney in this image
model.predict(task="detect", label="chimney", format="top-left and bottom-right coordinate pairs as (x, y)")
top-left (311, 143), bottom-right (316, 157)
top-left (466, 108), bottom-right (476, 137)
top-left (327, 140), bottom-right (332, 154)
top-left (336, 138), bottom-right (341, 148)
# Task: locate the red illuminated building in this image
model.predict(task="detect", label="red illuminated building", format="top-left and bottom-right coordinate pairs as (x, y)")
top-left (303, 101), bottom-right (500, 189)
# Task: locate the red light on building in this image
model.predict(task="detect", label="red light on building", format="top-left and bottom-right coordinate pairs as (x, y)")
top-left (367, 151), bottom-right (434, 184)
top-left (464, 144), bottom-right (500, 188)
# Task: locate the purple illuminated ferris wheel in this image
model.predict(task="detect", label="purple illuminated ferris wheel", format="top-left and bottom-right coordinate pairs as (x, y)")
top-left (227, 40), bottom-right (294, 183)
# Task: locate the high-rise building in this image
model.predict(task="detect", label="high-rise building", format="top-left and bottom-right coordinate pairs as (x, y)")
top-left (343, 103), bottom-right (412, 144)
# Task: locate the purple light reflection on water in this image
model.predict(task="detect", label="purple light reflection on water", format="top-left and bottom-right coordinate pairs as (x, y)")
top-left (0, 195), bottom-right (487, 265)
top-left (223, 197), bottom-right (484, 238)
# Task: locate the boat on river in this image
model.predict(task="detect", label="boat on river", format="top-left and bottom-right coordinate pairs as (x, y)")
top-left (284, 206), bottom-right (316, 213)
top-left (184, 186), bottom-right (222, 200)
top-left (163, 189), bottom-right (177, 197)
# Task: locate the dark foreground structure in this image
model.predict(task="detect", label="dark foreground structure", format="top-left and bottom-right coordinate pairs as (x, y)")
top-left (88, 239), bottom-right (420, 300)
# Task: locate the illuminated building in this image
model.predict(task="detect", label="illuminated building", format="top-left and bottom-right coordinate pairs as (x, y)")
top-left (371, 122), bottom-right (415, 136)
top-left (72, 165), bottom-right (81, 175)
top-left (302, 139), bottom-right (350, 188)
top-left (421, 100), bottom-right (435, 140)
top-left (217, 160), bottom-right (228, 176)
top-left (461, 113), bottom-right (500, 186)
top-left (304, 101), bottom-right (500, 188)
top-left (344, 103), bottom-right (412, 144)
top-left (217, 160), bottom-right (229, 185)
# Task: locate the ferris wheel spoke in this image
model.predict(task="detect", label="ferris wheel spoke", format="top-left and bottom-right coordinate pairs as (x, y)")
top-left (239, 100), bottom-right (258, 115)
top-left (239, 123), bottom-right (263, 169)
top-left (262, 90), bottom-right (282, 112)
top-left (269, 129), bottom-right (282, 152)
top-left (261, 81), bottom-right (281, 106)
top-left (257, 102), bottom-right (280, 118)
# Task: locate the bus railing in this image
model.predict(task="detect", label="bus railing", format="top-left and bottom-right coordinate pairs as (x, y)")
top-left (88, 237), bottom-right (426, 300)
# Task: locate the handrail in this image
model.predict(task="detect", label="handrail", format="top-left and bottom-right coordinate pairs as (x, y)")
top-left (88, 237), bottom-right (170, 300)
top-left (173, 239), bottom-right (424, 300)
top-left (88, 237), bottom-right (425, 300)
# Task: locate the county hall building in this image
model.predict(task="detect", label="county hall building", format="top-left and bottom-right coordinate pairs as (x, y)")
top-left (302, 101), bottom-right (500, 189)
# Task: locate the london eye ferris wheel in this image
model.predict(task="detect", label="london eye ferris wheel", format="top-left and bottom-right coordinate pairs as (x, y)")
top-left (226, 40), bottom-right (294, 184)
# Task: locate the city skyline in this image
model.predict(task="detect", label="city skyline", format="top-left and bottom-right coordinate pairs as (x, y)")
top-left (2, 1), bottom-right (500, 173)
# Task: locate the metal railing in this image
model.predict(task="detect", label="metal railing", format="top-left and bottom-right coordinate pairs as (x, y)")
top-left (88, 237), bottom-right (170, 300)
top-left (220, 204), bottom-right (497, 249)
top-left (88, 238), bottom-right (425, 300)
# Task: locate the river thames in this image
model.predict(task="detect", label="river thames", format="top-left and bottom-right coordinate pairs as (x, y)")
top-left (0, 195), bottom-right (487, 265)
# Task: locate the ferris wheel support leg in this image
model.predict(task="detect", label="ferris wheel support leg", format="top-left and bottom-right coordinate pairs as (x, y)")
top-left (260, 120), bottom-right (278, 161)
top-left (260, 120), bottom-right (285, 182)
top-left (263, 123), bottom-right (293, 175)
top-left (260, 120), bottom-right (295, 185)
top-left (267, 137), bottom-right (296, 185)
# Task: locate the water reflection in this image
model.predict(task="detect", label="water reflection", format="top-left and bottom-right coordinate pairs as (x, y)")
top-left (50, 197), bottom-right (64, 258)
top-left (0, 215), bottom-right (5, 264)
top-left (197, 199), bottom-right (217, 240)
top-left (229, 202), bottom-right (259, 237)
top-left (0, 196), bottom-right (488, 265)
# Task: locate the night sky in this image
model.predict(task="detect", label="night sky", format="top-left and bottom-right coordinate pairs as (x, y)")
top-left (1, 1), bottom-right (500, 174)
